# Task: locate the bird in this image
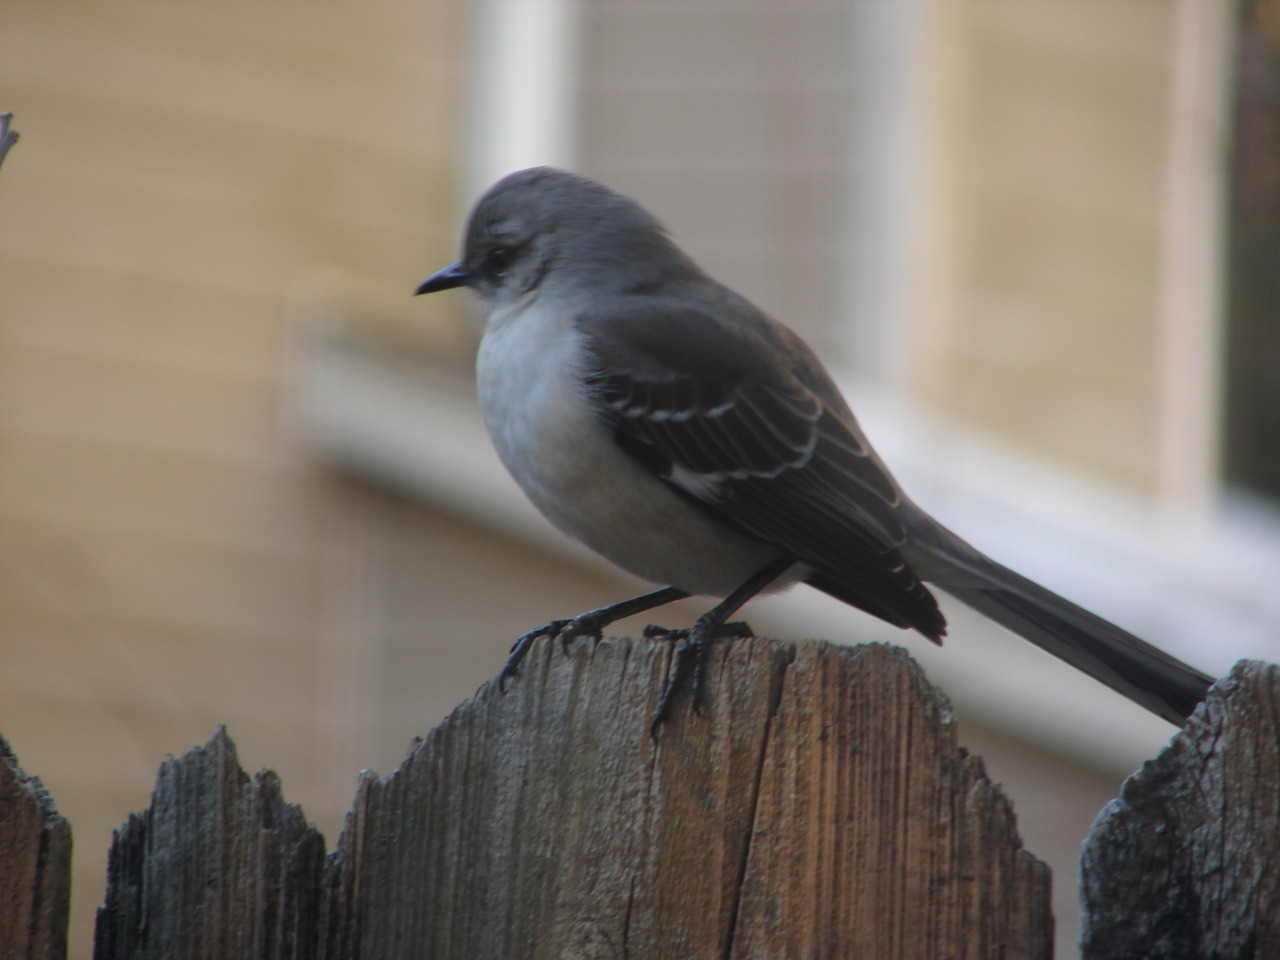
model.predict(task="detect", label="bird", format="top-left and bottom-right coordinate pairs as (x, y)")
top-left (416, 166), bottom-right (1214, 729)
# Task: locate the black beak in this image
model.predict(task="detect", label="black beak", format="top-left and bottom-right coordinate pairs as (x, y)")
top-left (415, 261), bottom-right (469, 296)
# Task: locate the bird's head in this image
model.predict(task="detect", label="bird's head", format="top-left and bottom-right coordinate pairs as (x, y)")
top-left (416, 167), bottom-right (699, 311)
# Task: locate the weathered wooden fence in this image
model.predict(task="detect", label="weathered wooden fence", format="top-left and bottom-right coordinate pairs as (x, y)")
top-left (2, 638), bottom-right (1277, 959)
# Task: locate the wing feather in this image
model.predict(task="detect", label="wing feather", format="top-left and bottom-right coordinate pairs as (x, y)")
top-left (577, 298), bottom-right (945, 639)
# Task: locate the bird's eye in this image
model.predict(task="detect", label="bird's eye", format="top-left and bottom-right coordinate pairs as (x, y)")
top-left (488, 247), bottom-right (514, 276)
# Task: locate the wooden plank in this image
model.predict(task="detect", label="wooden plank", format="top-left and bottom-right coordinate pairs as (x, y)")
top-left (323, 637), bottom-right (1051, 958)
top-left (730, 642), bottom-right (1050, 958)
top-left (93, 728), bottom-right (327, 960)
top-left (1080, 659), bottom-right (1280, 957)
top-left (0, 733), bottom-right (71, 960)
top-left (93, 639), bottom-right (1051, 957)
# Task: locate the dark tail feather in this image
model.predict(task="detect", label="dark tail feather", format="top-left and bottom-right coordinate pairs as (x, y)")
top-left (938, 562), bottom-right (1213, 726)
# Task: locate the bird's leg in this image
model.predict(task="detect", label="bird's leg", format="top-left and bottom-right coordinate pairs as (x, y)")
top-left (554, 587), bottom-right (690, 653)
top-left (650, 557), bottom-right (794, 734)
top-left (498, 586), bottom-right (689, 691)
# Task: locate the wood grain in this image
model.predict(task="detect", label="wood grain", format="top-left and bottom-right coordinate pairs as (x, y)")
top-left (1080, 659), bottom-right (1280, 958)
top-left (324, 637), bottom-right (1051, 959)
top-left (91, 639), bottom-right (1052, 957)
top-left (93, 728), bottom-right (327, 960)
top-left (0, 734), bottom-right (71, 960)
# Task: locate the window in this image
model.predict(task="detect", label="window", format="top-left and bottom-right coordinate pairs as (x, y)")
top-left (1224, 5), bottom-right (1280, 504)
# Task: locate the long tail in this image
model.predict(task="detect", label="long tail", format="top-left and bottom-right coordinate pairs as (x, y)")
top-left (905, 515), bottom-right (1214, 727)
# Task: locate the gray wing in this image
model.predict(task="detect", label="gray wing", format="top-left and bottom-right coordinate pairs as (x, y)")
top-left (577, 293), bottom-right (946, 639)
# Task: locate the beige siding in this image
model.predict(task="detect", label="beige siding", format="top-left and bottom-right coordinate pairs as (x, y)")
top-left (578, 0), bottom-right (871, 356)
top-left (580, 0), bottom-right (1187, 495)
top-left (918, 0), bottom-right (1178, 492)
top-left (0, 3), bottom-right (1208, 957)
top-left (0, 2), bottom-right (468, 952)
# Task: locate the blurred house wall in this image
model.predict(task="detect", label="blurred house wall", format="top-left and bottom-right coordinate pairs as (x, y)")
top-left (547, 4), bottom-right (1209, 951)
top-left (917, 1), bottom-right (1182, 494)
top-left (578, 0), bottom-right (1206, 499)
top-left (0, 2), bottom-right (478, 952)
top-left (0, 2), bottom-right (1237, 957)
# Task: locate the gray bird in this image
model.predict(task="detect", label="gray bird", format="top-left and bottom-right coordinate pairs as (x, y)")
top-left (417, 166), bottom-right (1213, 728)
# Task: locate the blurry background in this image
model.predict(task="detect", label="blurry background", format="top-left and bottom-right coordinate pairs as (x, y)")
top-left (1, 1), bottom-right (1277, 955)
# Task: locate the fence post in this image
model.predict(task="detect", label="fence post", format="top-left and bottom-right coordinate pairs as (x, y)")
top-left (93, 728), bottom-right (328, 960)
top-left (93, 637), bottom-right (1051, 959)
top-left (1080, 659), bottom-right (1280, 958)
top-left (0, 734), bottom-right (71, 960)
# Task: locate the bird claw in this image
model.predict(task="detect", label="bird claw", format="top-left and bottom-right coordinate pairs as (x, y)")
top-left (555, 611), bottom-right (606, 654)
top-left (498, 619), bottom-right (564, 692)
top-left (649, 620), bottom-right (754, 736)
top-left (497, 613), bottom-right (608, 692)
top-left (650, 629), bottom-right (705, 736)
top-left (498, 608), bottom-right (755, 731)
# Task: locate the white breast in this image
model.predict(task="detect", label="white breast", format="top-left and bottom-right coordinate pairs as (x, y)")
top-left (475, 299), bottom-right (796, 598)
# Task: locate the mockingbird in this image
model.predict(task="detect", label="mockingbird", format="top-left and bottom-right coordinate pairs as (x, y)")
top-left (417, 166), bottom-right (1213, 729)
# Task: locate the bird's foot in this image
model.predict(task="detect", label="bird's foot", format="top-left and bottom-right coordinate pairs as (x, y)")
top-left (649, 620), bottom-right (754, 735)
top-left (497, 611), bottom-right (611, 692)
top-left (498, 620), bottom-right (566, 692)
top-left (554, 608), bottom-right (611, 654)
